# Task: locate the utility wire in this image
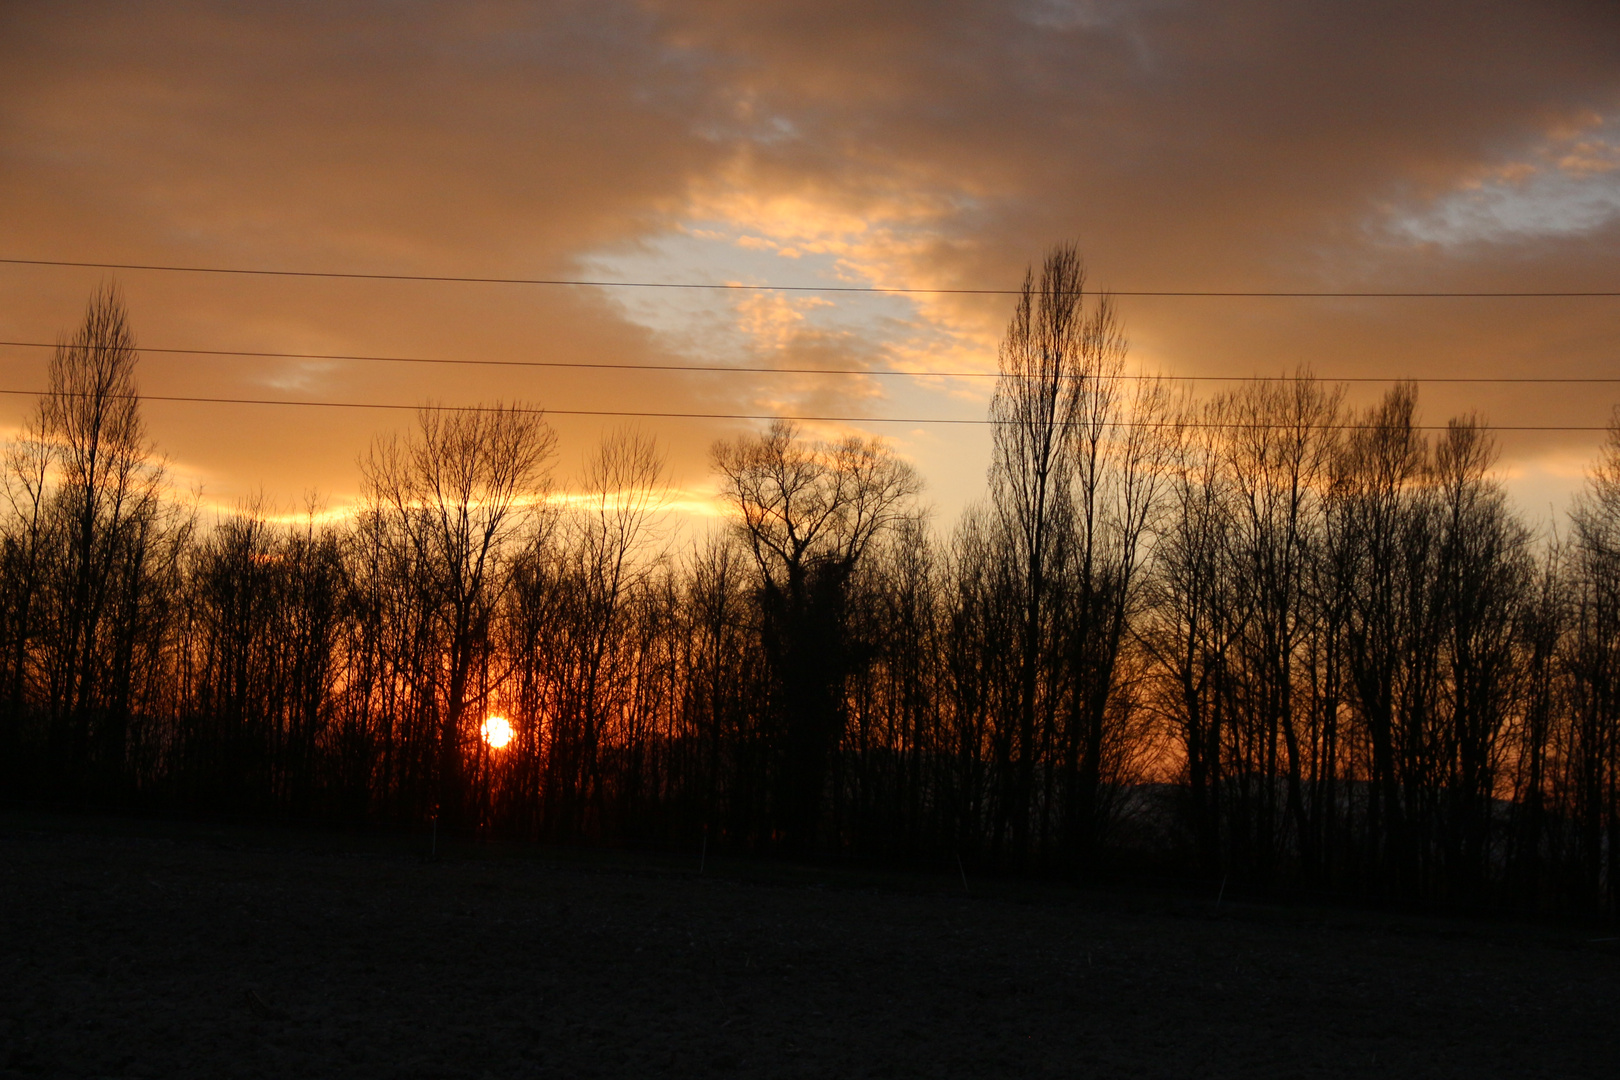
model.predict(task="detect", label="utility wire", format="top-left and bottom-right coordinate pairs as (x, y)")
top-left (3, 257), bottom-right (1617, 298)
top-left (2, 339), bottom-right (1617, 384)
top-left (0, 388), bottom-right (1610, 431)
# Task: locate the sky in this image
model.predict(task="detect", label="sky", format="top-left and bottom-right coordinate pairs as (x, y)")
top-left (2, 0), bottom-right (1618, 530)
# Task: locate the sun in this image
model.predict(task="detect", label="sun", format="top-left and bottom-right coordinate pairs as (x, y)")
top-left (481, 715), bottom-right (513, 750)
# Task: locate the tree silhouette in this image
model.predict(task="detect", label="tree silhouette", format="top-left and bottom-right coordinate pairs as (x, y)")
top-left (713, 420), bottom-right (921, 849)
top-left (6, 279), bottom-right (1620, 915)
top-left (361, 404), bottom-right (555, 827)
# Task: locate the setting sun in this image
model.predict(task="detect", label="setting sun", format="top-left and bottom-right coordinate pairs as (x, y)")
top-left (481, 715), bottom-right (512, 750)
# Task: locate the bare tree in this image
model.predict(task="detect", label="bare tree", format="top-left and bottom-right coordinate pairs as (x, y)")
top-left (541, 428), bottom-right (668, 837)
top-left (983, 242), bottom-right (1171, 863)
top-left (1058, 309), bottom-right (1173, 860)
top-left (674, 529), bottom-right (767, 843)
top-left (0, 405), bottom-right (53, 785)
top-left (361, 403), bottom-right (556, 826)
top-left (987, 245), bottom-right (1087, 858)
top-left (14, 279), bottom-right (1620, 914)
top-left (713, 420), bottom-right (921, 849)
top-left (1140, 396), bottom-right (1242, 872)
top-left (943, 502), bottom-right (1019, 859)
top-left (1430, 418), bottom-right (1531, 894)
top-left (1564, 408), bottom-right (1620, 911)
top-left (30, 286), bottom-right (170, 796)
top-left (1214, 372), bottom-right (1341, 877)
top-left (1332, 383), bottom-right (1430, 884)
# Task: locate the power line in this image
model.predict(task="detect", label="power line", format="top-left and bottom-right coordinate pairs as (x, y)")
top-left (0, 387), bottom-right (1611, 431)
top-left (0, 338), bottom-right (995, 378)
top-left (2, 339), bottom-right (1618, 384)
top-left (0, 387), bottom-right (985, 423)
top-left (4, 256), bottom-right (1617, 298)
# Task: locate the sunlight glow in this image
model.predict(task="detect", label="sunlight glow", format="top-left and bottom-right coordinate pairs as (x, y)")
top-left (482, 715), bottom-right (513, 750)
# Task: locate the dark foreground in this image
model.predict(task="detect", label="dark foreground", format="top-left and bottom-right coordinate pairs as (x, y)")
top-left (2, 815), bottom-right (1616, 1079)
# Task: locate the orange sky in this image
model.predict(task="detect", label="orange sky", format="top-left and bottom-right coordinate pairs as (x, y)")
top-left (3, 0), bottom-right (1618, 529)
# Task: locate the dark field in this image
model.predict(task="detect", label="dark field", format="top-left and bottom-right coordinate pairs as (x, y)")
top-left (2, 816), bottom-right (1616, 1079)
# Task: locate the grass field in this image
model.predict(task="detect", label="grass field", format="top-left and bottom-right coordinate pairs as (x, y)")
top-left (2, 812), bottom-right (1616, 1078)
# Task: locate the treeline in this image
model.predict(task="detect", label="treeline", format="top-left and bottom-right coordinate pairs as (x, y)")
top-left (4, 261), bottom-right (1620, 916)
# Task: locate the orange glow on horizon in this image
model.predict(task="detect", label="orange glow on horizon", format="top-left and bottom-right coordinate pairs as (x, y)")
top-left (482, 715), bottom-right (513, 750)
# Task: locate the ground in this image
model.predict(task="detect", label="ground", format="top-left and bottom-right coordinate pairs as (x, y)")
top-left (1, 813), bottom-right (1616, 1078)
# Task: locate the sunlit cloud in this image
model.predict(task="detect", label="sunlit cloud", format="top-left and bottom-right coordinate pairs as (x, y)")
top-left (579, 147), bottom-right (1008, 456)
top-left (732, 289), bottom-right (833, 350)
top-left (4, 0), bottom-right (1620, 531)
top-left (1384, 115), bottom-right (1620, 246)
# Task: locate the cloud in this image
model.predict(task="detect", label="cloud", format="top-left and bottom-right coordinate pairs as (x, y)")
top-left (3, 0), bottom-right (1619, 528)
top-left (1385, 114), bottom-right (1620, 246)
